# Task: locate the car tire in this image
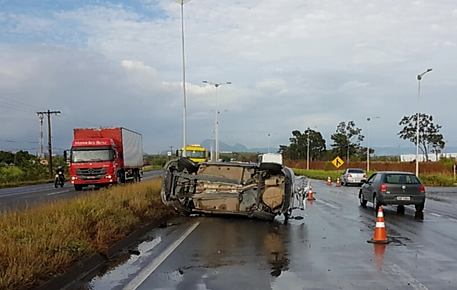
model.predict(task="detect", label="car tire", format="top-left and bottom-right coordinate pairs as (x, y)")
top-left (74, 185), bottom-right (83, 191)
top-left (415, 202), bottom-right (425, 212)
top-left (373, 195), bottom-right (380, 211)
top-left (359, 190), bottom-right (367, 207)
top-left (178, 157), bottom-right (199, 173)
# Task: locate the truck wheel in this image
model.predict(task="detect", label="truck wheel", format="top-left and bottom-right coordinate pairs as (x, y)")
top-left (74, 185), bottom-right (83, 191)
top-left (117, 172), bottom-right (124, 184)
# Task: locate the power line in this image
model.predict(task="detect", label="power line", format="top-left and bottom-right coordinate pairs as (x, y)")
top-left (0, 140), bottom-right (39, 143)
top-left (0, 96), bottom-right (46, 111)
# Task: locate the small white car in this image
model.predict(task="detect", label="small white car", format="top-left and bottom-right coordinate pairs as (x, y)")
top-left (340, 168), bottom-right (367, 186)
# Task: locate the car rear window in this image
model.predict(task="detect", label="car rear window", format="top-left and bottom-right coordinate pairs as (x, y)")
top-left (348, 169), bottom-right (365, 174)
top-left (384, 174), bottom-right (420, 184)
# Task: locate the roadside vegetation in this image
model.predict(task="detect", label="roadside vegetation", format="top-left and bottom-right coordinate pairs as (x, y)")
top-left (0, 178), bottom-right (174, 290)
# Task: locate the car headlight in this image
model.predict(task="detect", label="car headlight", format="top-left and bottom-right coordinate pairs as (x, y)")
top-left (71, 176), bottom-right (78, 180)
top-left (105, 175), bottom-right (112, 179)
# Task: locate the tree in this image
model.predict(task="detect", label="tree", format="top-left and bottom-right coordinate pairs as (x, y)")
top-left (398, 113), bottom-right (444, 161)
top-left (330, 121), bottom-right (364, 162)
top-left (279, 129), bottom-right (326, 161)
top-left (0, 151), bottom-right (14, 165)
top-left (305, 128), bottom-right (326, 161)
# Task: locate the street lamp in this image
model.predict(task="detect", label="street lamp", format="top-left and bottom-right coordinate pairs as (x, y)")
top-left (366, 117), bottom-right (380, 172)
top-left (203, 81), bottom-right (231, 161)
top-left (267, 133), bottom-right (276, 153)
top-left (172, 0), bottom-right (193, 157)
top-left (416, 68), bottom-right (433, 176)
top-left (306, 126), bottom-right (317, 170)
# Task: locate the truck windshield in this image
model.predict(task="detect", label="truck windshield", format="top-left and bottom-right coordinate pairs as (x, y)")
top-left (71, 149), bottom-right (114, 163)
top-left (187, 150), bottom-right (206, 158)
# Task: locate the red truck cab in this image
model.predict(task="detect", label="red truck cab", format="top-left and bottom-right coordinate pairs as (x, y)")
top-left (68, 127), bottom-right (143, 191)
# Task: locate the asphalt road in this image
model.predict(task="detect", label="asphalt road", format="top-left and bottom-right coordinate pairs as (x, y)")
top-left (0, 170), bottom-right (163, 212)
top-left (79, 179), bottom-right (457, 290)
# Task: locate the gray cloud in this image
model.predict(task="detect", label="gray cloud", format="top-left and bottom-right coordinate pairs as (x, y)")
top-left (1, 0), bottom-right (457, 154)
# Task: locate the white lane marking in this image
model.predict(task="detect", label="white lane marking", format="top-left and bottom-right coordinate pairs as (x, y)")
top-left (315, 199), bottom-right (340, 209)
top-left (122, 220), bottom-right (201, 290)
top-left (449, 218), bottom-right (457, 222)
top-left (429, 213), bottom-right (441, 218)
top-left (47, 190), bottom-right (71, 196)
top-left (386, 263), bottom-right (430, 290)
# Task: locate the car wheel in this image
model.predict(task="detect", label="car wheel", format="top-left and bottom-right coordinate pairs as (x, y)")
top-left (359, 190), bottom-right (367, 207)
top-left (373, 195), bottom-right (380, 211)
top-left (415, 203), bottom-right (425, 212)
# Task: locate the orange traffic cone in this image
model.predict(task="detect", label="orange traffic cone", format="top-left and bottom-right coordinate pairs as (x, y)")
top-left (327, 176), bottom-right (332, 186)
top-left (367, 206), bottom-right (391, 244)
top-left (307, 186), bottom-right (315, 200)
top-left (336, 178), bottom-right (341, 187)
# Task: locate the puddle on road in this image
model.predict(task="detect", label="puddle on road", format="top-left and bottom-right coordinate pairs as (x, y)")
top-left (85, 236), bottom-right (162, 290)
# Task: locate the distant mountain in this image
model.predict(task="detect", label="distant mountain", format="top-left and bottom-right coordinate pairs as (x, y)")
top-left (201, 140), bottom-right (264, 153)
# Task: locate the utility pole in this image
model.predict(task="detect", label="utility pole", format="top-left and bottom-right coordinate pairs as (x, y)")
top-left (38, 115), bottom-right (44, 158)
top-left (169, 145), bottom-right (174, 160)
top-left (37, 110), bottom-right (61, 178)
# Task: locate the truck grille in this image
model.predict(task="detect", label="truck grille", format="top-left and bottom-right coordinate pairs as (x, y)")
top-left (75, 168), bottom-right (107, 180)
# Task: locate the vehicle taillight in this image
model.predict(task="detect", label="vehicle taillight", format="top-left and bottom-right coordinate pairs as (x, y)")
top-left (380, 184), bottom-right (387, 192)
top-left (348, 174), bottom-right (352, 178)
top-left (363, 174), bottom-right (366, 178)
top-left (420, 185), bottom-right (425, 193)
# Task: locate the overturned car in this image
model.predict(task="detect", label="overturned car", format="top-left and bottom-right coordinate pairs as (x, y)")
top-left (161, 155), bottom-right (304, 221)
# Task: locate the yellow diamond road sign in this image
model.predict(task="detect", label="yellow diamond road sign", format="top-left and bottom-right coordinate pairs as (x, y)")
top-left (332, 156), bottom-right (344, 168)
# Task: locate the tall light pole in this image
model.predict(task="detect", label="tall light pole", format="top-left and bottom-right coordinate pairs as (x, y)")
top-left (416, 68), bottom-right (433, 176)
top-left (306, 126), bottom-right (317, 170)
top-left (267, 133), bottom-right (276, 153)
top-left (172, 0), bottom-right (193, 157)
top-left (203, 81), bottom-right (231, 161)
top-left (366, 117), bottom-right (380, 172)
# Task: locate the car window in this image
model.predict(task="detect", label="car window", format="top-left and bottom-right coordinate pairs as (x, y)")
top-left (367, 173), bottom-right (376, 183)
top-left (384, 174), bottom-right (420, 184)
top-left (348, 169), bottom-right (364, 174)
top-left (374, 174), bottom-right (383, 183)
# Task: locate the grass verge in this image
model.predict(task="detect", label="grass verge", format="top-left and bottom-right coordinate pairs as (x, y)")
top-left (0, 178), bottom-right (175, 290)
top-left (293, 169), bottom-right (457, 187)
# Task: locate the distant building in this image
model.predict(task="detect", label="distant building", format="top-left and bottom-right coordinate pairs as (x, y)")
top-left (400, 153), bottom-right (457, 162)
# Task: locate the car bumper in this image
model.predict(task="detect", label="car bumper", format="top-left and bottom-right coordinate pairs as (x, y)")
top-left (378, 194), bottom-right (426, 205)
top-left (346, 178), bottom-right (366, 184)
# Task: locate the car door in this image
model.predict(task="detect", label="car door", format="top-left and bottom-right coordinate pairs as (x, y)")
top-left (361, 173), bottom-right (377, 202)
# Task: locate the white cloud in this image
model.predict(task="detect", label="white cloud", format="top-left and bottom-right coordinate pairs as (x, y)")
top-left (1, 0), bottom-right (457, 153)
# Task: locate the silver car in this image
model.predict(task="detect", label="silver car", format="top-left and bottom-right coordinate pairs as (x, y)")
top-left (340, 168), bottom-right (367, 186)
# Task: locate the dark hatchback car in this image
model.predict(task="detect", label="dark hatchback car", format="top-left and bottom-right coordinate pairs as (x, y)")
top-left (358, 171), bottom-right (426, 213)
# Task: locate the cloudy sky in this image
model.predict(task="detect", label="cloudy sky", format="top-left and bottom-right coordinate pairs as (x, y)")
top-left (1, 0), bottom-right (457, 155)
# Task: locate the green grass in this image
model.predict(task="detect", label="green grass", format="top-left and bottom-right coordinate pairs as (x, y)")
top-left (293, 169), bottom-right (457, 187)
top-left (0, 178), bottom-right (175, 290)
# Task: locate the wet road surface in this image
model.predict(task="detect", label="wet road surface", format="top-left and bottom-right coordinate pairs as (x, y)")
top-left (77, 179), bottom-right (457, 290)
